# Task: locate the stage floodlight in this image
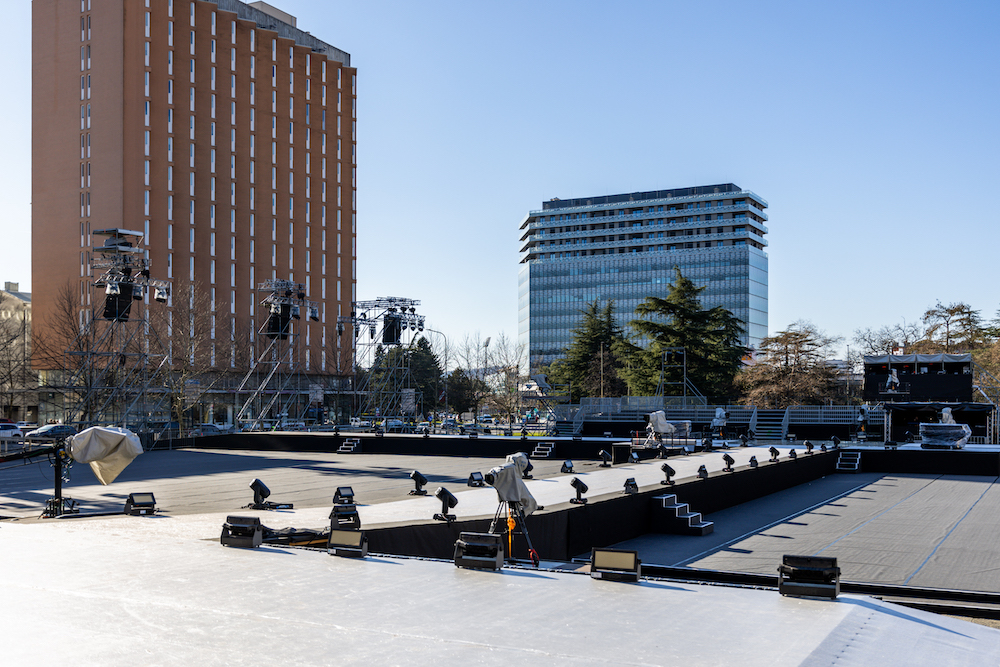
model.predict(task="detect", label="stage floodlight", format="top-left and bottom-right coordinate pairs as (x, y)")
top-left (328, 529), bottom-right (368, 558)
top-left (570, 477), bottom-right (589, 504)
top-left (821, 444), bottom-right (828, 452)
top-left (697, 465), bottom-right (708, 480)
top-left (769, 446), bottom-right (780, 462)
top-left (623, 477), bottom-right (639, 495)
top-left (154, 286), bottom-right (169, 303)
top-left (629, 452), bottom-right (641, 464)
top-left (330, 503), bottom-right (361, 530)
top-left (105, 282), bottom-right (120, 296)
top-left (409, 470), bottom-right (428, 496)
top-left (522, 459), bottom-right (534, 480)
top-left (333, 487), bottom-right (355, 504)
top-left (804, 441), bottom-right (814, 454)
top-left (789, 449), bottom-right (798, 460)
top-left (660, 462), bottom-right (675, 485)
top-left (749, 455), bottom-right (759, 469)
top-left (132, 285), bottom-right (144, 300)
top-left (454, 532), bottom-right (504, 571)
top-left (433, 487), bottom-right (458, 522)
top-left (468, 471), bottom-right (485, 487)
top-left (309, 306), bottom-right (320, 321)
top-left (124, 492), bottom-right (157, 516)
top-left (722, 453), bottom-right (735, 472)
top-left (702, 437), bottom-right (713, 451)
top-left (739, 434), bottom-right (749, 447)
top-left (560, 460), bottom-right (574, 474)
top-left (599, 450), bottom-right (612, 467)
top-left (221, 515), bottom-right (263, 548)
top-left (831, 436), bottom-right (841, 448)
top-left (590, 548), bottom-right (641, 583)
top-left (778, 555), bottom-right (840, 599)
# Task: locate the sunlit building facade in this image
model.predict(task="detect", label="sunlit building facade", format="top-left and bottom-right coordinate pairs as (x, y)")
top-left (518, 184), bottom-right (768, 368)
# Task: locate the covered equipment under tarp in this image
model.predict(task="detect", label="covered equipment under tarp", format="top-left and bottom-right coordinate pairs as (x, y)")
top-left (648, 411), bottom-right (676, 436)
top-left (881, 403), bottom-right (994, 444)
top-left (68, 426), bottom-right (143, 485)
top-left (486, 453), bottom-right (538, 516)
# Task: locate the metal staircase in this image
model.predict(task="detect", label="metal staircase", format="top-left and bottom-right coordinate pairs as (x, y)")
top-left (531, 442), bottom-right (555, 458)
top-left (836, 451), bottom-right (861, 472)
top-left (754, 409), bottom-right (786, 440)
top-left (653, 493), bottom-right (714, 536)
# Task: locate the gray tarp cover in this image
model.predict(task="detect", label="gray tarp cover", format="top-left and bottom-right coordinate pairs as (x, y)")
top-left (864, 353), bottom-right (972, 364)
top-left (68, 426), bottom-right (143, 485)
top-left (647, 411), bottom-right (676, 435)
top-left (486, 453), bottom-right (538, 515)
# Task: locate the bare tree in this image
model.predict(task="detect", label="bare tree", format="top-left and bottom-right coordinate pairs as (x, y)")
top-left (0, 292), bottom-right (34, 420)
top-left (485, 332), bottom-right (527, 424)
top-left (455, 332), bottom-right (496, 420)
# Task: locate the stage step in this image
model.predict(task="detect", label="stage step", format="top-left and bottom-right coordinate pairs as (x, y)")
top-left (754, 409), bottom-right (785, 440)
top-left (653, 494), bottom-right (714, 536)
top-left (337, 438), bottom-right (360, 454)
top-left (531, 442), bottom-right (555, 458)
top-left (836, 451), bottom-right (861, 472)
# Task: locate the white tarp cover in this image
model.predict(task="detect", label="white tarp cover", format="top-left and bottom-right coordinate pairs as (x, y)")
top-left (486, 453), bottom-right (538, 516)
top-left (919, 422), bottom-right (972, 448)
top-left (68, 426), bottom-right (143, 485)
top-left (864, 354), bottom-right (972, 364)
top-left (648, 411), bottom-right (676, 435)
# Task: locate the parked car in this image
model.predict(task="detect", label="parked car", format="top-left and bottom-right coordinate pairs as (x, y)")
top-left (25, 424), bottom-right (77, 441)
top-left (0, 423), bottom-right (23, 439)
top-left (189, 423), bottom-right (226, 437)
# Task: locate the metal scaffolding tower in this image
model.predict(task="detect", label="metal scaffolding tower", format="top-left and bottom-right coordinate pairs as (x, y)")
top-left (235, 279), bottom-right (319, 430)
top-left (338, 297), bottom-right (425, 419)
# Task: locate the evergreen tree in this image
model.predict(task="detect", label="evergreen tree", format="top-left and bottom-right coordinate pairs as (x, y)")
top-left (542, 300), bottom-right (628, 401)
top-left (621, 267), bottom-right (747, 400)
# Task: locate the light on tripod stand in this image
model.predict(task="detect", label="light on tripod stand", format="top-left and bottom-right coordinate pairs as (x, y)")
top-left (433, 487), bottom-right (458, 522)
top-left (570, 477), bottom-right (589, 504)
top-left (660, 462), bottom-right (675, 485)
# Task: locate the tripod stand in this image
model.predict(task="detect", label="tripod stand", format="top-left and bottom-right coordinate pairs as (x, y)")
top-left (489, 500), bottom-right (539, 567)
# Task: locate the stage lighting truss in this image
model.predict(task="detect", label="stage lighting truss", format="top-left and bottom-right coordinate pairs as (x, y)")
top-left (92, 229), bottom-right (171, 311)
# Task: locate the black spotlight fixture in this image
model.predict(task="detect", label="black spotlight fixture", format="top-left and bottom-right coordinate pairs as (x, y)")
top-left (433, 487), bottom-right (458, 522)
top-left (598, 450), bottom-right (612, 467)
top-left (749, 455), bottom-right (759, 469)
top-left (570, 477), bottom-right (589, 504)
top-left (702, 437), bottom-right (713, 451)
top-left (904, 431), bottom-right (915, 443)
top-left (804, 441), bottom-right (814, 454)
top-left (560, 460), bottom-right (575, 474)
top-left (722, 453), bottom-right (735, 472)
top-left (409, 470), bottom-right (428, 496)
top-left (623, 477), bottom-right (639, 495)
top-left (660, 462), bottom-right (676, 485)
top-left (657, 443), bottom-right (669, 459)
top-left (821, 444), bottom-right (828, 452)
top-left (522, 459), bottom-right (534, 480)
top-left (248, 478), bottom-right (292, 510)
top-left (629, 452), bottom-right (641, 465)
top-left (697, 465), bottom-right (708, 480)
top-left (333, 487), bottom-right (355, 504)
top-left (739, 434), bottom-right (749, 447)
top-left (468, 471), bottom-right (485, 487)
top-left (124, 492), bottom-right (157, 516)
top-left (789, 449), bottom-right (798, 460)
top-left (769, 446), bottom-right (780, 462)
top-left (831, 436), bottom-right (841, 448)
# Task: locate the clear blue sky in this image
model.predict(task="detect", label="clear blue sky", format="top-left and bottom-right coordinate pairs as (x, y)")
top-left (3, 1), bottom-right (998, 357)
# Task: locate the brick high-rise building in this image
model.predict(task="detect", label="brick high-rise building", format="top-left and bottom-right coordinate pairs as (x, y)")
top-left (32, 0), bottom-right (356, 419)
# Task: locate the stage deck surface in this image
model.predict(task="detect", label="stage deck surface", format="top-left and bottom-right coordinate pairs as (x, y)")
top-left (4, 446), bottom-right (1000, 663)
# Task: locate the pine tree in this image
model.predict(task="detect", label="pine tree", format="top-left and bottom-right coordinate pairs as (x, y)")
top-left (543, 300), bottom-right (628, 401)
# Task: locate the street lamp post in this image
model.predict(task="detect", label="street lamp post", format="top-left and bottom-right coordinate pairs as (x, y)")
top-left (424, 328), bottom-right (450, 425)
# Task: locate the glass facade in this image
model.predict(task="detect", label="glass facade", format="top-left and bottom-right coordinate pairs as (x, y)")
top-left (518, 184), bottom-right (768, 368)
